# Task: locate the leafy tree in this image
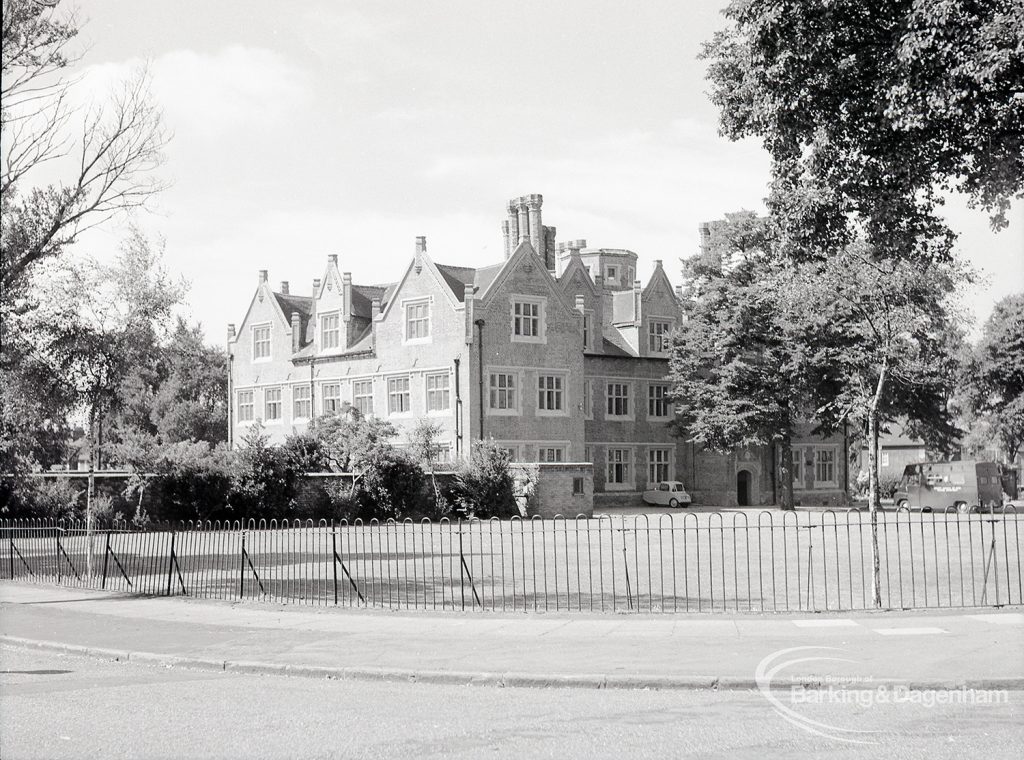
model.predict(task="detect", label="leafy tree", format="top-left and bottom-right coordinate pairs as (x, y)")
top-left (782, 247), bottom-right (966, 604)
top-left (670, 211), bottom-right (807, 508)
top-left (702, 0), bottom-right (1023, 265)
top-left (230, 422), bottom-right (294, 521)
top-left (38, 228), bottom-right (182, 569)
top-left (107, 318), bottom-right (229, 448)
top-left (408, 418), bottom-right (450, 514)
top-left (966, 293), bottom-right (1024, 463)
top-left (1, 0), bottom-right (167, 300)
top-left (312, 406), bottom-right (399, 497)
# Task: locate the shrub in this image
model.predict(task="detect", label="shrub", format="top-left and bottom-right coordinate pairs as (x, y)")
top-left (453, 440), bottom-right (517, 519)
top-left (1, 477), bottom-right (84, 520)
top-left (356, 449), bottom-right (429, 520)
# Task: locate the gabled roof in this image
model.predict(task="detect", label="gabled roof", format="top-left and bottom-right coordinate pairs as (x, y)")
top-left (642, 261), bottom-right (680, 305)
top-left (473, 263), bottom-right (504, 296)
top-left (557, 253), bottom-right (598, 296)
top-left (435, 264), bottom-right (477, 302)
top-left (273, 293), bottom-right (313, 322)
top-left (351, 284), bottom-right (390, 319)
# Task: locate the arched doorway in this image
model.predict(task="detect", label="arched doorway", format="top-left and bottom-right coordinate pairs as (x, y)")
top-left (737, 469), bottom-right (753, 507)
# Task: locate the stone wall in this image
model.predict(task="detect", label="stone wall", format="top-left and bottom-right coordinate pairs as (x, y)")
top-left (513, 463), bottom-right (594, 518)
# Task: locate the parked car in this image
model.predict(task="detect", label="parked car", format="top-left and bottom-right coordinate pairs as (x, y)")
top-left (642, 481), bottom-right (692, 508)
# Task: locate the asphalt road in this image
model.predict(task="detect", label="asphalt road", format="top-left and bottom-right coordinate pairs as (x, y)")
top-left (2, 646), bottom-right (1021, 760)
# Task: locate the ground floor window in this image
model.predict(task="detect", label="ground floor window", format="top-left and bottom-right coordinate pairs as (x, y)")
top-left (815, 448), bottom-right (836, 486)
top-left (353, 380), bottom-right (373, 416)
top-left (322, 383), bottom-right (341, 414)
top-left (264, 387), bottom-right (282, 421)
top-left (648, 448), bottom-right (672, 484)
top-left (425, 373), bottom-right (450, 411)
top-left (292, 385), bottom-right (311, 419)
top-left (388, 376), bottom-right (411, 414)
top-left (607, 448), bottom-right (632, 485)
top-left (791, 447), bottom-right (804, 489)
top-left (237, 390), bottom-right (253, 422)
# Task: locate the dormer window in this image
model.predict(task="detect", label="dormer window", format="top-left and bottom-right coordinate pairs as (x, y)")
top-left (648, 320), bottom-right (672, 353)
top-left (321, 313), bottom-right (340, 349)
top-left (252, 324), bottom-right (271, 360)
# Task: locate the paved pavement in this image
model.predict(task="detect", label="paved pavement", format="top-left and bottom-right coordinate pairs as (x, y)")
top-left (1, 581), bottom-right (1021, 689)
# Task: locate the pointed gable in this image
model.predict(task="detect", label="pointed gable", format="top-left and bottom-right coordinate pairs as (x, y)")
top-left (642, 259), bottom-right (680, 306)
top-left (477, 239), bottom-right (577, 315)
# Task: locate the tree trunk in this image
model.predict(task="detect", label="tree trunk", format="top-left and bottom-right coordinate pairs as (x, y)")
top-left (778, 431), bottom-right (794, 510)
top-left (868, 358), bottom-right (888, 609)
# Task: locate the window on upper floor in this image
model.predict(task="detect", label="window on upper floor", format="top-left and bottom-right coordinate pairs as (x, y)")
top-left (648, 320), bottom-right (672, 353)
top-left (388, 376), bottom-right (411, 415)
top-left (264, 387), bottom-right (282, 421)
top-left (321, 313), bottom-right (340, 349)
top-left (237, 390), bottom-right (254, 422)
top-left (293, 385), bottom-right (311, 420)
top-left (253, 325), bottom-right (271, 359)
top-left (606, 382), bottom-right (631, 418)
top-left (353, 379), bottom-right (373, 416)
top-left (322, 383), bottom-right (341, 415)
top-left (648, 384), bottom-right (670, 418)
top-left (405, 299), bottom-right (430, 342)
top-left (606, 265), bottom-right (618, 283)
top-left (511, 297), bottom-right (545, 343)
top-left (538, 446), bottom-right (565, 463)
top-left (537, 374), bottom-right (565, 414)
top-left (425, 373), bottom-right (450, 412)
top-left (489, 372), bottom-right (518, 412)
top-left (582, 311), bottom-right (594, 351)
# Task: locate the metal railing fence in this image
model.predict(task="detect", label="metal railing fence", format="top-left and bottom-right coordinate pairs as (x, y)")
top-left (1, 508), bottom-right (1020, 613)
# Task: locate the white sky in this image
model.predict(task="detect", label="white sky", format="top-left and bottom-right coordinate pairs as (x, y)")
top-left (45, 0), bottom-right (1024, 341)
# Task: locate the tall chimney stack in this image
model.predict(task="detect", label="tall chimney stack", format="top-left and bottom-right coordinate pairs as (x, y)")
top-left (258, 269), bottom-right (268, 283)
top-left (527, 194), bottom-right (543, 258)
top-left (280, 281), bottom-right (289, 294)
top-left (508, 200), bottom-right (520, 247)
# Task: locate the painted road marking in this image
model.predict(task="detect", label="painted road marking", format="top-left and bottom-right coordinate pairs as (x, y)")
top-left (792, 619), bottom-right (859, 628)
top-left (968, 613), bottom-right (1024, 625)
top-left (874, 627), bottom-right (946, 636)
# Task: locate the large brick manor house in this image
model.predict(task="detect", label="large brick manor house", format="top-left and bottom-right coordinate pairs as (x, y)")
top-left (227, 194), bottom-right (848, 507)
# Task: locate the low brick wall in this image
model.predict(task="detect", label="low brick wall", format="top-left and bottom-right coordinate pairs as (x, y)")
top-left (513, 463), bottom-right (594, 518)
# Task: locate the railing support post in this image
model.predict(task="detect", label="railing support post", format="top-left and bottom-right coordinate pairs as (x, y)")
top-left (238, 530), bottom-right (246, 599)
top-left (102, 531), bottom-right (111, 589)
top-left (166, 531), bottom-right (176, 597)
top-left (458, 520), bottom-right (466, 612)
top-left (331, 525), bottom-right (338, 606)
